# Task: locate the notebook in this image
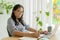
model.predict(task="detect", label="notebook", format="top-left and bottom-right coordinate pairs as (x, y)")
top-left (18, 37), bottom-right (38, 40)
top-left (18, 37), bottom-right (49, 40)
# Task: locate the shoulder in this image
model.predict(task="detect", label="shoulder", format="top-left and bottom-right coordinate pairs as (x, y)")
top-left (8, 17), bottom-right (14, 23)
top-left (8, 17), bottom-right (12, 21)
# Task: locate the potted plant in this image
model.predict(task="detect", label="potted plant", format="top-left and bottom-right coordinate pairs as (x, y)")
top-left (45, 11), bottom-right (50, 16)
top-left (0, 0), bottom-right (14, 14)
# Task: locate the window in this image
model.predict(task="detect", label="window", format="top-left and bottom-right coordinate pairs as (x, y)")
top-left (24, 0), bottom-right (53, 30)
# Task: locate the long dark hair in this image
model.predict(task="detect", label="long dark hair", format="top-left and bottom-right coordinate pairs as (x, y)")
top-left (11, 4), bottom-right (25, 26)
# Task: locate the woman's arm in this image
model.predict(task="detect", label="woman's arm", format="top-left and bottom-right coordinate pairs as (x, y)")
top-left (13, 30), bottom-right (39, 38)
top-left (27, 27), bottom-right (43, 34)
top-left (38, 31), bottom-right (48, 34)
top-left (28, 27), bottom-right (48, 34)
top-left (28, 27), bottom-right (38, 32)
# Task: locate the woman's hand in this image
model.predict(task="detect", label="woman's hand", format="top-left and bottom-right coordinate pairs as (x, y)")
top-left (43, 31), bottom-right (48, 35)
top-left (31, 32), bottom-right (40, 38)
top-left (38, 30), bottom-right (48, 35)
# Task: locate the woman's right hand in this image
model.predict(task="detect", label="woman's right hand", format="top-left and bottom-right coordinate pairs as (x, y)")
top-left (31, 32), bottom-right (40, 38)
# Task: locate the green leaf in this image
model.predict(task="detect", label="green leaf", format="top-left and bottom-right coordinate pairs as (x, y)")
top-left (2, 3), bottom-right (7, 8)
top-left (8, 5), bottom-right (13, 9)
top-left (46, 12), bottom-right (50, 16)
top-left (0, 0), bottom-right (15, 14)
top-left (40, 10), bottom-right (42, 13)
top-left (6, 9), bottom-right (9, 14)
top-left (38, 21), bottom-right (43, 26)
top-left (39, 28), bottom-right (42, 32)
top-left (5, 4), bottom-right (13, 14)
top-left (36, 17), bottom-right (39, 22)
top-left (0, 12), bottom-right (3, 14)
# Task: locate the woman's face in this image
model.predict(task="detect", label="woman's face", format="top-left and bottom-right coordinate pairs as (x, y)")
top-left (14, 7), bottom-right (24, 19)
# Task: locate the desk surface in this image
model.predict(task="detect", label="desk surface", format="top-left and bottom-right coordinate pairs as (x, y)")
top-left (2, 35), bottom-right (56, 40)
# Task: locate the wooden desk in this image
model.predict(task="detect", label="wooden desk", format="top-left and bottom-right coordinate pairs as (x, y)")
top-left (2, 37), bottom-right (20, 40)
top-left (49, 35), bottom-right (56, 40)
top-left (2, 35), bottom-right (56, 40)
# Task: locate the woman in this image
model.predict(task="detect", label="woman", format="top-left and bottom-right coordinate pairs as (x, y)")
top-left (7, 4), bottom-right (48, 38)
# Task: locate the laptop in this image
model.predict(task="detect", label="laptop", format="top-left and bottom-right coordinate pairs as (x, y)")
top-left (40, 32), bottom-right (52, 38)
top-left (40, 25), bottom-right (58, 39)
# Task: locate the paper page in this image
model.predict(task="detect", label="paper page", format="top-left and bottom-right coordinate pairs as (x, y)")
top-left (19, 37), bottom-right (38, 40)
top-left (19, 37), bottom-right (49, 40)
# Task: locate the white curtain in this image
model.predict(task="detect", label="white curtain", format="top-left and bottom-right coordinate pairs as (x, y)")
top-left (24, 0), bottom-right (53, 30)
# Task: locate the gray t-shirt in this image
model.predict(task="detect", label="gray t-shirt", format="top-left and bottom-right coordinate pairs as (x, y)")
top-left (7, 18), bottom-right (29, 36)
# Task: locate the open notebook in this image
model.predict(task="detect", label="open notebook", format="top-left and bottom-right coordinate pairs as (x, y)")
top-left (19, 37), bottom-right (37, 40)
top-left (18, 37), bottom-right (49, 40)
top-left (18, 33), bottom-right (50, 40)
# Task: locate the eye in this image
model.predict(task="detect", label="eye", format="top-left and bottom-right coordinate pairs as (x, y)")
top-left (17, 10), bottom-right (20, 12)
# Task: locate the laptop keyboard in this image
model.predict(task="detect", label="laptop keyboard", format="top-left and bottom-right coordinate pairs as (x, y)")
top-left (41, 32), bottom-right (51, 38)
